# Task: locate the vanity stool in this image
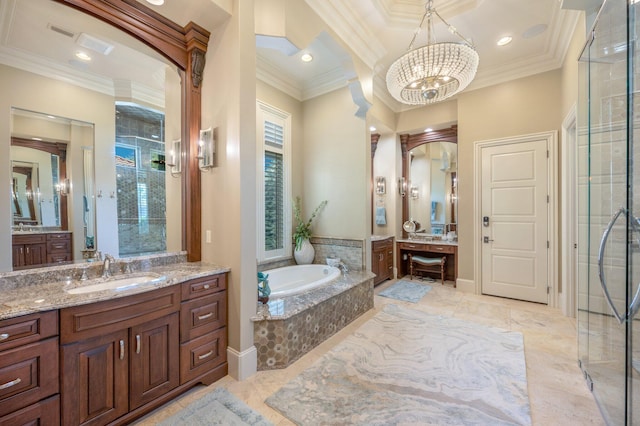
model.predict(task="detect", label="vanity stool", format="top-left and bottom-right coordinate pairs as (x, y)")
top-left (409, 254), bottom-right (446, 285)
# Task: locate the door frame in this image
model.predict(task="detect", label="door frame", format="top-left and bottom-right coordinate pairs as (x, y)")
top-left (561, 105), bottom-right (578, 317)
top-left (473, 131), bottom-right (558, 306)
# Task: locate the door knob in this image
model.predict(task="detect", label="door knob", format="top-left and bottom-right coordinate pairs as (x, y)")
top-left (483, 236), bottom-right (494, 243)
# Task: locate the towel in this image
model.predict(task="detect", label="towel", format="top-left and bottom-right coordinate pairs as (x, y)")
top-left (431, 201), bottom-right (437, 221)
top-left (375, 206), bottom-right (387, 225)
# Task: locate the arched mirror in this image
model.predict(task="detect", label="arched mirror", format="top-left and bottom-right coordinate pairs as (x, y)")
top-left (401, 126), bottom-right (458, 239)
top-left (0, 0), bottom-right (210, 271)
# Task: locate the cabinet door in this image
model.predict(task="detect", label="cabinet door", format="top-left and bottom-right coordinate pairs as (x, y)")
top-left (61, 330), bottom-right (128, 426)
top-left (24, 243), bottom-right (46, 266)
top-left (0, 394), bottom-right (59, 426)
top-left (129, 312), bottom-right (179, 410)
top-left (11, 245), bottom-right (24, 268)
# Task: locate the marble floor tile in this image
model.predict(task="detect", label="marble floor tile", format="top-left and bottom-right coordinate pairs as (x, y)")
top-left (134, 278), bottom-right (606, 426)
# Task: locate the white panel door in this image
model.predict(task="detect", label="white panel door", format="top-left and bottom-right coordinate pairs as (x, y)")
top-left (481, 139), bottom-right (549, 303)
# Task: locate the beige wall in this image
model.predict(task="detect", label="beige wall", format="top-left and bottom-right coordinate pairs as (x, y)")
top-left (456, 69), bottom-right (563, 281)
top-left (302, 87), bottom-right (368, 240)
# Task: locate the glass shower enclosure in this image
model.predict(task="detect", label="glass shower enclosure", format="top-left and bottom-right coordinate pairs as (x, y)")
top-left (578, 0), bottom-right (640, 424)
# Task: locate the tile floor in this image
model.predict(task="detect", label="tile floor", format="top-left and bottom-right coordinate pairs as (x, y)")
top-left (136, 279), bottom-right (605, 425)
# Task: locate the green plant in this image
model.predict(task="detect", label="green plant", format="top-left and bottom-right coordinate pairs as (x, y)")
top-left (293, 196), bottom-right (327, 251)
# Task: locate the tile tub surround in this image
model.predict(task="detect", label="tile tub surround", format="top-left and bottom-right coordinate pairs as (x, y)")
top-left (252, 270), bottom-right (374, 370)
top-left (310, 236), bottom-right (364, 270)
top-left (0, 252), bottom-right (230, 320)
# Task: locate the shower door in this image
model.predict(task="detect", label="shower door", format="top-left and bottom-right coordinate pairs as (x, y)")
top-left (578, 0), bottom-right (640, 424)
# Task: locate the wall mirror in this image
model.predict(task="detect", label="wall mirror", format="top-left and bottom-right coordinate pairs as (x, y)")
top-left (401, 126), bottom-right (458, 239)
top-left (0, 0), bottom-right (210, 271)
top-left (407, 142), bottom-right (457, 235)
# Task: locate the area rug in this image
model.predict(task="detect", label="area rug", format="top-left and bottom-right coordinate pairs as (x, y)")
top-left (378, 280), bottom-right (432, 303)
top-left (266, 304), bottom-right (531, 426)
top-left (157, 387), bottom-right (272, 426)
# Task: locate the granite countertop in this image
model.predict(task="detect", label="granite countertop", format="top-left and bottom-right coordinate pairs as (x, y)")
top-left (12, 230), bottom-right (73, 235)
top-left (396, 238), bottom-right (458, 246)
top-left (371, 235), bottom-right (393, 242)
top-left (0, 260), bottom-right (230, 320)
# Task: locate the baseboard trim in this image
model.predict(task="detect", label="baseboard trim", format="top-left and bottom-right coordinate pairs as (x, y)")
top-left (227, 346), bottom-right (257, 381)
top-left (456, 278), bottom-right (476, 294)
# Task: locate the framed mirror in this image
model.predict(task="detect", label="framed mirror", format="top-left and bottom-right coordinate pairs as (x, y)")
top-left (0, 0), bottom-right (210, 271)
top-left (400, 126), bottom-right (458, 239)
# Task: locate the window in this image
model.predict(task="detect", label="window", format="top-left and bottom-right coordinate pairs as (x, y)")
top-left (257, 101), bottom-right (291, 261)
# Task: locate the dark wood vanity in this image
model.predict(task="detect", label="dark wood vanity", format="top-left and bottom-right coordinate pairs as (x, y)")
top-left (397, 240), bottom-right (458, 284)
top-left (372, 236), bottom-right (394, 286)
top-left (0, 272), bottom-right (228, 425)
top-left (12, 232), bottom-right (72, 270)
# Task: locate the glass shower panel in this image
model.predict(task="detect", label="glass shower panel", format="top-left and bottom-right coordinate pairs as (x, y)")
top-left (578, 0), bottom-right (640, 424)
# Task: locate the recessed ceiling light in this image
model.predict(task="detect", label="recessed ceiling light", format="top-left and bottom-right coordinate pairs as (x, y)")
top-left (370, 126), bottom-right (376, 132)
top-left (145, 0), bottom-right (165, 5)
top-left (425, 128), bottom-right (433, 132)
top-left (75, 51), bottom-right (91, 61)
top-left (301, 53), bottom-right (313, 62)
top-left (497, 36), bottom-right (512, 46)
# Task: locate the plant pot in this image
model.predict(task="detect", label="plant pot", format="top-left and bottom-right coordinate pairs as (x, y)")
top-left (294, 238), bottom-right (315, 264)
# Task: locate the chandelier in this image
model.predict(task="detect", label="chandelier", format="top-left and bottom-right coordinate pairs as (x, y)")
top-left (386, 0), bottom-right (479, 105)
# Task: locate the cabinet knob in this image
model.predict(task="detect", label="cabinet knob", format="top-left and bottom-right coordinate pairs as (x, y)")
top-left (203, 284), bottom-right (210, 290)
top-left (0, 333), bottom-right (9, 341)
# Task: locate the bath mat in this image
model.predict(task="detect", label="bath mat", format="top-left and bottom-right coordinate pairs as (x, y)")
top-left (156, 387), bottom-right (272, 426)
top-left (266, 304), bottom-right (531, 426)
top-left (378, 280), bottom-right (431, 303)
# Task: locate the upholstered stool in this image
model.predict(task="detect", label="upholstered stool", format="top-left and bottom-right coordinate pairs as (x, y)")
top-left (409, 254), bottom-right (446, 285)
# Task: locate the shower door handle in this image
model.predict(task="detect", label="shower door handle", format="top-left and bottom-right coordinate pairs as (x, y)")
top-left (598, 207), bottom-right (626, 324)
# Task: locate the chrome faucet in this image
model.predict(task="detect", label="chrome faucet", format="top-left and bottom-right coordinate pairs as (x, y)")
top-left (102, 254), bottom-right (115, 278)
top-left (336, 261), bottom-right (349, 275)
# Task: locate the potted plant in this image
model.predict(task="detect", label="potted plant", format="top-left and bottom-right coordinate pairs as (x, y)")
top-left (293, 197), bottom-right (327, 264)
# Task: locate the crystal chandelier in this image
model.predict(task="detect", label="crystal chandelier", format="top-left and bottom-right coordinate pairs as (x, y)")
top-left (386, 0), bottom-right (479, 105)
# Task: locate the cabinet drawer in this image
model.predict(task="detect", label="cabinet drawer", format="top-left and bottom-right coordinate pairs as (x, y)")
top-left (47, 239), bottom-right (71, 253)
top-left (0, 311), bottom-right (58, 352)
top-left (398, 242), bottom-right (426, 250)
top-left (60, 286), bottom-right (180, 344)
top-left (46, 233), bottom-right (70, 242)
top-left (0, 394), bottom-right (59, 426)
top-left (180, 292), bottom-right (227, 343)
top-left (426, 244), bottom-right (455, 254)
top-left (47, 252), bottom-right (71, 264)
top-left (0, 337), bottom-right (58, 417)
top-left (12, 234), bottom-right (46, 245)
top-left (181, 273), bottom-right (226, 301)
top-left (180, 328), bottom-right (226, 384)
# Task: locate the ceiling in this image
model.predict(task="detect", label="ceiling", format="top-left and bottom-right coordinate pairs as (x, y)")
top-left (256, 0), bottom-right (592, 113)
top-left (0, 0), bottom-right (594, 116)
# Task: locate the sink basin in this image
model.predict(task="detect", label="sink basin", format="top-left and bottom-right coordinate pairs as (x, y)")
top-left (65, 273), bottom-right (166, 294)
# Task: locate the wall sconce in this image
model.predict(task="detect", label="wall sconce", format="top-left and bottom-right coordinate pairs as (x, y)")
top-left (375, 176), bottom-right (386, 194)
top-left (398, 177), bottom-right (407, 197)
top-left (56, 178), bottom-right (70, 195)
top-left (165, 139), bottom-right (181, 178)
top-left (198, 127), bottom-right (217, 171)
top-left (410, 185), bottom-right (419, 199)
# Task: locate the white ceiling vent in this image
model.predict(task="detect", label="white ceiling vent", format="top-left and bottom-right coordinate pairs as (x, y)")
top-left (76, 33), bottom-right (114, 55)
top-left (48, 23), bottom-right (75, 39)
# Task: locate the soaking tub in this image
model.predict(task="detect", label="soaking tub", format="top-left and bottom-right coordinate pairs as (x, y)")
top-left (265, 264), bottom-right (341, 297)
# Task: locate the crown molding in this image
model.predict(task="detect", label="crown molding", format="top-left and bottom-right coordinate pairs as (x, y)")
top-left (305, 0), bottom-right (385, 69)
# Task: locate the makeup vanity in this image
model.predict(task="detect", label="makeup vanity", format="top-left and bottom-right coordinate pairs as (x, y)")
top-left (396, 239), bottom-right (457, 284)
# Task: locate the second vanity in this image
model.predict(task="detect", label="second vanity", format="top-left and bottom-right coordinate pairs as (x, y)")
top-left (396, 238), bottom-right (458, 284)
top-left (0, 254), bottom-right (229, 425)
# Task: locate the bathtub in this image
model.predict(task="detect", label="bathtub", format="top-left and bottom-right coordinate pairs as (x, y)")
top-left (264, 264), bottom-right (341, 297)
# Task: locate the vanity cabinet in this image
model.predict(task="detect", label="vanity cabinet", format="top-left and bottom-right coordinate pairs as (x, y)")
top-left (12, 232), bottom-right (72, 270)
top-left (0, 310), bottom-right (60, 425)
top-left (397, 241), bottom-right (458, 285)
top-left (58, 272), bottom-right (228, 425)
top-left (372, 237), bottom-right (394, 286)
top-left (60, 286), bottom-right (180, 425)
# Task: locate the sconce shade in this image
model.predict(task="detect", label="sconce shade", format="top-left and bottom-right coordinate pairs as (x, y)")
top-left (198, 127), bottom-right (216, 171)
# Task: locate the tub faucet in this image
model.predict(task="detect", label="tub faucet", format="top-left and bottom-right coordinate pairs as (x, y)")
top-left (102, 254), bottom-right (115, 278)
top-left (336, 261), bottom-right (349, 275)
